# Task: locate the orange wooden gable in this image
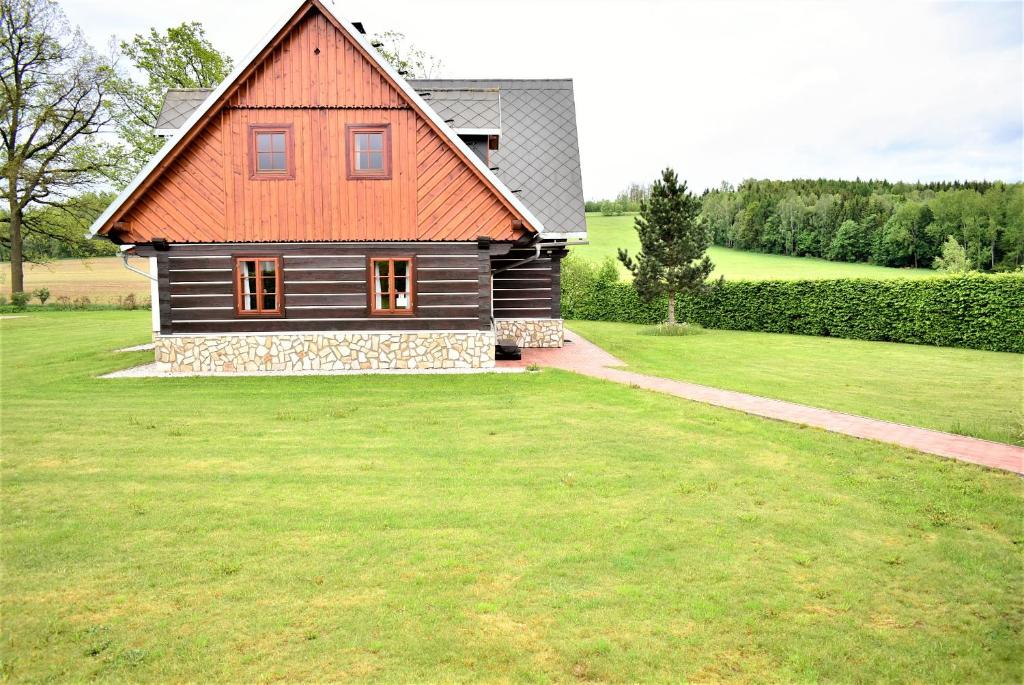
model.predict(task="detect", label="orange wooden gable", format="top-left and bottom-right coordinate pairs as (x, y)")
top-left (101, 1), bottom-right (534, 243)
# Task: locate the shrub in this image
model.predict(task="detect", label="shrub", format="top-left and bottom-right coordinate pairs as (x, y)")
top-left (32, 287), bottom-right (50, 305)
top-left (118, 293), bottom-right (138, 310)
top-left (72, 296), bottom-right (91, 310)
top-left (10, 292), bottom-right (30, 311)
top-left (641, 323), bottom-right (704, 336)
top-left (562, 271), bottom-right (1024, 353)
top-left (55, 295), bottom-right (72, 310)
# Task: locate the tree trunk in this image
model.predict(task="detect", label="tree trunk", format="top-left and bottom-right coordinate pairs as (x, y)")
top-left (667, 293), bottom-right (676, 325)
top-left (7, 194), bottom-right (23, 295)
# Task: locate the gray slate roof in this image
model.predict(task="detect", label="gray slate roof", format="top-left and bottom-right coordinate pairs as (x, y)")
top-left (153, 79), bottom-right (586, 236)
top-left (418, 87), bottom-right (501, 131)
top-left (411, 79), bottom-right (586, 236)
top-left (155, 89), bottom-right (217, 129)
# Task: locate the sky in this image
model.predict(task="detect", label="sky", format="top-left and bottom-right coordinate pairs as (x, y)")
top-left (60, 0), bottom-right (1023, 199)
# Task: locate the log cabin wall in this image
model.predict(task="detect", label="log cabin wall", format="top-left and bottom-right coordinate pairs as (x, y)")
top-left (158, 242), bottom-right (491, 334)
top-left (114, 6), bottom-right (530, 244)
top-left (491, 247), bottom-right (563, 319)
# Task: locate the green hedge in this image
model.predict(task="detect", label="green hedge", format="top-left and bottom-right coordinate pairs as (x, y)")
top-left (562, 261), bottom-right (1024, 353)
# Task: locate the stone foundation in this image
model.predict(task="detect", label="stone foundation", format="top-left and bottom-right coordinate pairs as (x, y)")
top-left (495, 318), bottom-right (564, 348)
top-left (155, 331), bottom-right (495, 372)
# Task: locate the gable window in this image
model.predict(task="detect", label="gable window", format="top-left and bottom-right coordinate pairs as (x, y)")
top-left (249, 124), bottom-right (294, 179)
top-left (369, 257), bottom-right (413, 314)
top-left (235, 257), bottom-right (282, 315)
top-left (347, 124), bottom-right (391, 179)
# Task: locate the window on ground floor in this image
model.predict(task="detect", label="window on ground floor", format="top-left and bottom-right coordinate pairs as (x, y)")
top-left (235, 257), bottom-right (282, 315)
top-left (369, 257), bottom-right (413, 314)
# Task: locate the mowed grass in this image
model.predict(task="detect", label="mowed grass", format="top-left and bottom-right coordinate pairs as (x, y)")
top-left (0, 257), bottom-right (151, 303)
top-left (580, 213), bottom-right (937, 280)
top-left (2, 312), bottom-right (1022, 682)
top-left (569, 320), bottom-right (1024, 446)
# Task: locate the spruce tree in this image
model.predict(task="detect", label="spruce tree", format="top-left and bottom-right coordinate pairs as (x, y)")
top-left (618, 168), bottom-right (717, 325)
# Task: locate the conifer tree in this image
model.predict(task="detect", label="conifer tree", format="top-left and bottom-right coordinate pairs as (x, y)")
top-left (618, 168), bottom-right (717, 325)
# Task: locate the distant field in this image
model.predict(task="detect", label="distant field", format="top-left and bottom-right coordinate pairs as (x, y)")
top-left (579, 213), bottom-right (937, 281)
top-left (0, 258), bottom-right (150, 303)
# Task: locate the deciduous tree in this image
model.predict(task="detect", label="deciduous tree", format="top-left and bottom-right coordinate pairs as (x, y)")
top-left (110, 22), bottom-right (233, 179)
top-left (1, 0), bottom-right (121, 295)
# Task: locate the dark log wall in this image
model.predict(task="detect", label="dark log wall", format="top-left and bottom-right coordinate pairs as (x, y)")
top-left (491, 246), bottom-right (563, 319)
top-left (157, 242), bottom-right (490, 334)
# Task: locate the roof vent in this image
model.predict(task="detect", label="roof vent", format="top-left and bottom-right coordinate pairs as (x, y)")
top-left (351, 21), bottom-right (366, 34)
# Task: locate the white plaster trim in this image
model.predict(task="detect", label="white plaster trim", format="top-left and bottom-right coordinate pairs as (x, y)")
top-left (452, 127), bottom-right (501, 136)
top-left (157, 329), bottom-right (485, 338)
top-left (149, 256), bottom-right (160, 334)
top-left (101, 364), bottom-right (522, 379)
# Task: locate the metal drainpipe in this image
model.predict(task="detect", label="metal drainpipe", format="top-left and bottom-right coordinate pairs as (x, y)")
top-left (119, 245), bottom-right (157, 282)
top-left (489, 238), bottom-right (569, 333)
top-left (489, 240), bottom-right (539, 334)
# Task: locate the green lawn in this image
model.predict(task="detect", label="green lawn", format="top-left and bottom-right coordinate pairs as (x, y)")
top-left (2, 312), bottom-right (1022, 682)
top-left (568, 320), bottom-right (1024, 446)
top-left (580, 213), bottom-right (937, 280)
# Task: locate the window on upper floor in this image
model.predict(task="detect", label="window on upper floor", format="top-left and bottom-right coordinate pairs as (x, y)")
top-left (347, 124), bottom-right (391, 179)
top-left (235, 257), bottom-right (282, 315)
top-left (369, 257), bottom-right (413, 314)
top-left (249, 125), bottom-right (294, 179)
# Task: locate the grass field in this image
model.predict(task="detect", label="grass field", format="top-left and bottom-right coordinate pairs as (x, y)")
top-left (580, 213), bottom-right (937, 280)
top-left (2, 312), bottom-right (1022, 682)
top-left (568, 321), bottom-right (1024, 446)
top-left (0, 258), bottom-right (150, 303)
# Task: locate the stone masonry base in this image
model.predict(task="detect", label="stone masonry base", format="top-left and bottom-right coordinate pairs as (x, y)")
top-left (155, 331), bottom-right (495, 372)
top-left (495, 318), bottom-right (564, 348)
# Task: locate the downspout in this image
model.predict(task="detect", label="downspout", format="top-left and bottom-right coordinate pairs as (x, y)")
top-left (118, 245), bottom-right (157, 282)
top-left (119, 244), bottom-right (162, 337)
top-left (489, 237), bottom-right (570, 335)
top-left (490, 238), bottom-right (541, 333)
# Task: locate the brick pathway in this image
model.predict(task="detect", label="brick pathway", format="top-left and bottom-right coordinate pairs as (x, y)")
top-left (498, 330), bottom-right (1024, 475)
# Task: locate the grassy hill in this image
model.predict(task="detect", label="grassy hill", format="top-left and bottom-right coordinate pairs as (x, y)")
top-left (578, 213), bottom-right (937, 281)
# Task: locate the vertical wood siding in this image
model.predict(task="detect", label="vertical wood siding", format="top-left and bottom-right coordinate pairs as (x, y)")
top-left (117, 7), bottom-right (528, 244)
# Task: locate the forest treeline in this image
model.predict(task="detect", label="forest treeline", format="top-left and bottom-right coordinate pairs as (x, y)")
top-left (590, 179), bottom-right (1024, 272)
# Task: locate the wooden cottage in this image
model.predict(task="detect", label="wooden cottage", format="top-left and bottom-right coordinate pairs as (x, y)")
top-left (89, 0), bottom-right (586, 372)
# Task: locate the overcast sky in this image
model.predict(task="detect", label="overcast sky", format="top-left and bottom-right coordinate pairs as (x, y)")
top-left (61, 0), bottom-right (1023, 198)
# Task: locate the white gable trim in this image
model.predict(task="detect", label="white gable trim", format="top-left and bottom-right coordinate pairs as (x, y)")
top-left (88, 0), bottom-right (546, 239)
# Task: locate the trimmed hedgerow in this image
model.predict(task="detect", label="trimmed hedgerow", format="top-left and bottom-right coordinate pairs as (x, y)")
top-left (561, 258), bottom-right (1024, 353)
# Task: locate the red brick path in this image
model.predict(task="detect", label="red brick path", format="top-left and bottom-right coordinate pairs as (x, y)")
top-left (498, 330), bottom-right (1024, 475)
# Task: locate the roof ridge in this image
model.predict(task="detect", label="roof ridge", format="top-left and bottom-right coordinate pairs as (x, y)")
top-left (89, 0), bottom-right (548, 239)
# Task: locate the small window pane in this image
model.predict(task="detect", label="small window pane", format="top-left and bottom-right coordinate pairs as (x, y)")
top-left (395, 291), bottom-right (409, 309)
top-left (376, 292), bottom-right (391, 310)
top-left (368, 151), bottom-right (383, 170)
top-left (255, 132), bottom-right (287, 172)
top-left (366, 133), bottom-right (383, 151)
top-left (262, 293), bottom-right (277, 310)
